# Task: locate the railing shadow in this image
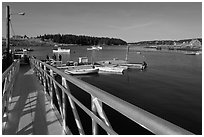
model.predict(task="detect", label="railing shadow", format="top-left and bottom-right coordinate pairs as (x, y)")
top-left (4, 64), bottom-right (64, 135)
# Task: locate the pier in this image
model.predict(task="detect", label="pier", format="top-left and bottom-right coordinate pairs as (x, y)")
top-left (2, 58), bottom-right (194, 135)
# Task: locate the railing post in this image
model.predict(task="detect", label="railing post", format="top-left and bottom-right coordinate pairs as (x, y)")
top-left (49, 69), bottom-right (54, 107)
top-left (39, 62), bottom-right (43, 84)
top-left (43, 65), bottom-right (48, 94)
top-left (91, 95), bottom-right (98, 135)
top-left (3, 77), bottom-right (8, 95)
top-left (92, 96), bottom-right (112, 135)
top-left (61, 77), bottom-right (67, 131)
top-left (62, 77), bottom-right (85, 135)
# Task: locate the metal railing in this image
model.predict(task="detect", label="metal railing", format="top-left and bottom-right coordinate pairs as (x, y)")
top-left (30, 58), bottom-right (194, 135)
top-left (2, 60), bottom-right (20, 118)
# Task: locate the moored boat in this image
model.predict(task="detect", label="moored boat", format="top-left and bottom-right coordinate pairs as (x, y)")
top-left (87, 45), bottom-right (102, 50)
top-left (53, 47), bottom-right (70, 53)
top-left (121, 62), bottom-right (147, 70)
top-left (185, 51), bottom-right (202, 55)
top-left (96, 58), bottom-right (147, 70)
top-left (50, 60), bottom-right (67, 68)
top-left (95, 65), bottom-right (127, 73)
top-left (64, 67), bottom-right (99, 75)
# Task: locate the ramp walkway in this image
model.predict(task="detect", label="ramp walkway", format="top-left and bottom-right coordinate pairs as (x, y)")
top-left (2, 64), bottom-right (65, 135)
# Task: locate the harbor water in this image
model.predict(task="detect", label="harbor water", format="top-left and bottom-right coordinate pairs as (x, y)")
top-left (18, 45), bottom-right (201, 134)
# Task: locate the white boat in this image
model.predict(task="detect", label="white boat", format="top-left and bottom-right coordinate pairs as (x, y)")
top-left (96, 59), bottom-right (127, 66)
top-left (64, 67), bottom-right (99, 75)
top-left (186, 51), bottom-right (201, 55)
top-left (121, 63), bottom-right (146, 70)
top-left (53, 47), bottom-right (70, 53)
top-left (87, 46), bottom-right (102, 50)
top-left (95, 65), bottom-right (127, 73)
top-left (196, 52), bottom-right (202, 55)
top-left (50, 61), bottom-right (67, 68)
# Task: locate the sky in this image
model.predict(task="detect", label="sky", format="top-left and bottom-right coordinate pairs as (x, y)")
top-left (1, 2), bottom-right (202, 42)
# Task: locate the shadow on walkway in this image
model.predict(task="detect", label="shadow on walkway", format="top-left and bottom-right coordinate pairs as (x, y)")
top-left (3, 64), bottom-right (65, 135)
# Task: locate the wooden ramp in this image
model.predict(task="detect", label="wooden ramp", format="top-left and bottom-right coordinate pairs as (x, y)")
top-left (2, 64), bottom-right (65, 135)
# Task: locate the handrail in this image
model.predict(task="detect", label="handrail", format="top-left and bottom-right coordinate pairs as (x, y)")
top-left (2, 60), bottom-right (18, 80)
top-left (30, 58), bottom-right (194, 135)
top-left (2, 60), bottom-right (20, 116)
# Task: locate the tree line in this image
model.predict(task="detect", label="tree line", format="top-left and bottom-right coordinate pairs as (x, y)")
top-left (129, 38), bottom-right (202, 46)
top-left (37, 34), bottom-right (127, 46)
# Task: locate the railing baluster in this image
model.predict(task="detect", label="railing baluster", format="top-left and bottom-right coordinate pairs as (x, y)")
top-left (92, 96), bottom-right (113, 135)
top-left (39, 62), bottom-right (43, 84)
top-left (49, 70), bottom-right (54, 107)
top-left (3, 77), bottom-right (8, 95)
top-left (62, 77), bottom-right (85, 135)
top-left (91, 95), bottom-right (98, 135)
top-left (61, 81), bottom-right (67, 131)
top-left (45, 74), bottom-right (51, 96)
top-left (52, 78), bottom-right (63, 116)
top-left (43, 65), bottom-right (49, 94)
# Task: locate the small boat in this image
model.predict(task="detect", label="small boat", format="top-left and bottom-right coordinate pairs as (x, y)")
top-left (185, 51), bottom-right (202, 55)
top-left (95, 65), bottom-right (127, 73)
top-left (196, 52), bottom-right (202, 55)
top-left (64, 67), bottom-right (99, 75)
top-left (50, 61), bottom-right (67, 68)
top-left (26, 48), bottom-right (34, 51)
top-left (96, 58), bottom-right (127, 66)
top-left (87, 45), bottom-right (102, 50)
top-left (96, 59), bottom-right (147, 70)
top-left (14, 48), bottom-right (28, 52)
top-left (121, 63), bottom-right (147, 70)
top-left (53, 47), bottom-right (70, 53)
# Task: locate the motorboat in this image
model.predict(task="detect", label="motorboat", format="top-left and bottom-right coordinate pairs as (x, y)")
top-left (53, 47), bottom-right (70, 53)
top-left (50, 61), bottom-right (67, 68)
top-left (185, 51), bottom-right (202, 55)
top-left (95, 65), bottom-right (127, 73)
top-left (96, 58), bottom-right (147, 70)
top-left (87, 45), bottom-right (102, 50)
top-left (121, 63), bottom-right (147, 70)
top-left (96, 58), bottom-right (127, 66)
top-left (64, 65), bottom-right (99, 75)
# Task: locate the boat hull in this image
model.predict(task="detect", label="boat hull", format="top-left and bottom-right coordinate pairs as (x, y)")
top-left (96, 66), bottom-right (126, 73)
top-left (121, 63), bottom-right (145, 69)
top-left (64, 68), bottom-right (99, 75)
top-left (53, 49), bottom-right (70, 53)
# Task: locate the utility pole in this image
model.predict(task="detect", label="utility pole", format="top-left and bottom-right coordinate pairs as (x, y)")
top-left (6, 5), bottom-right (10, 65)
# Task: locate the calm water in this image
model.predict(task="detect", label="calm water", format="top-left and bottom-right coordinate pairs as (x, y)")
top-left (17, 45), bottom-right (202, 134)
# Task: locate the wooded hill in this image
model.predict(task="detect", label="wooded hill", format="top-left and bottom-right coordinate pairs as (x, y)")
top-left (129, 38), bottom-right (202, 46)
top-left (37, 34), bottom-right (127, 46)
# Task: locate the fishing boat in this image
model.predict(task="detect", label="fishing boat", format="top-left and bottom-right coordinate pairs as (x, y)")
top-left (87, 45), bottom-right (102, 50)
top-left (64, 66), bottom-right (99, 75)
top-left (53, 47), bottom-right (70, 53)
